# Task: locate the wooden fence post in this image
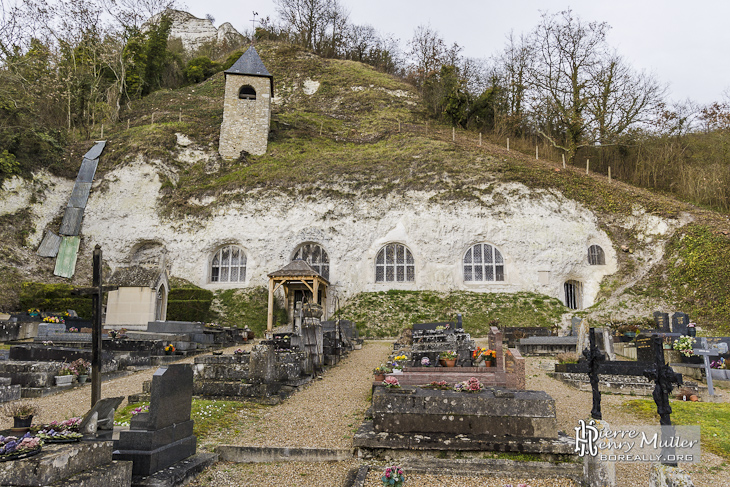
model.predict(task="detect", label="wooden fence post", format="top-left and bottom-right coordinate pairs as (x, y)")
top-left (562, 153), bottom-right (566, 169)
top-left (507, 138), bottom-right (509, 151)
top-left (479, 133), bottom-right (482, 146)
top-left (452, 127), bottom-right (455, 142)
top-left (608, 166), bottom-right (611, 182)
top-left (536, 145), bottom-right (539, 160)
top-left (586, 159), bottom-right (590, 175)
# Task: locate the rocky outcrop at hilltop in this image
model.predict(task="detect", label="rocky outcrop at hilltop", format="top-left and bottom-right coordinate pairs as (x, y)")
top-left (147, 9), bottom-right (245, 53)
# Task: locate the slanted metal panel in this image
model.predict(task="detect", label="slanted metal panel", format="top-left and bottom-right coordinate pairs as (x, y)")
top-left (37, 231), bottom-right (62, 257)
top-left (54, 236), bottom-right (80, 278)
top-left (83, 140), bottom-right (106, 160)
top-left (68, 182), bottom-right (92, 209)
top-left (77, 158), bottom-right (98, 183)
top-left (59, 207), bottom-right (84, 236)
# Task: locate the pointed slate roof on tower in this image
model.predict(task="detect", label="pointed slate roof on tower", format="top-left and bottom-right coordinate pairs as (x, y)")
top-left (225, 46), bottom-right (274, 94)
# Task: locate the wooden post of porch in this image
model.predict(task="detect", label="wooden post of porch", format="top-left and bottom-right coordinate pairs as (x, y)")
top-left (267, 278), bottom-right (275, 332)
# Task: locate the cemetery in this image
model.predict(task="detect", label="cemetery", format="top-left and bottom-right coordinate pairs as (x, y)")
top-left (1, 23), bottom-right (730, 487)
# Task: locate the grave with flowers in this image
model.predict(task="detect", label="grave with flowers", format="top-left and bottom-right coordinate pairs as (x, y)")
top-left (385, 327), bottom-right (526, 390)
top-left (356, 327), bottom-right (573, 461)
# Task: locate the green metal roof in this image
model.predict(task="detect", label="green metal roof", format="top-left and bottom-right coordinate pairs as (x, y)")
top-left (54, 236), bottom-right (80, 278)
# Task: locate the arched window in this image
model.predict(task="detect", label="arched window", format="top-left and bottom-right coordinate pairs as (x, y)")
top-left (375, 243), bottom-right (414, 282)
top-left (238, 85), bottom-right (256, 100)
top-left (211, 245), bottom-right (247, 282)
top-left (588, 245), bottom-right (605, 265)
top-left (293, 243), bottom-right (329, 280)
top-left (463, 243), bottom-right (504, 282)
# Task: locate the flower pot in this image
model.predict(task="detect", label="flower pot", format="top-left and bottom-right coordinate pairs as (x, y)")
top-left (13, 416), bottom-right (33, 429)
top-left (55, 375), bottom-right (73, 386)
top-left (485, 361), bottom-right (494, 368)
top-left (77, 374), bottom-right (88, 384)
top-left (373, 374), bottom-right (385, 382)
top-left (687, 327), bottom-right (696, 337)
top-left (440, 359), bottom-right (456, 367)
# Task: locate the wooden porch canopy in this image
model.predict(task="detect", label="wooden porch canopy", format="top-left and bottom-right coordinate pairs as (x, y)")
top-left (266, 259), bottom-right (329, 332)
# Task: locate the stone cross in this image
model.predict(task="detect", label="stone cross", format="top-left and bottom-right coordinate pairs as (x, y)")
top-left (693, 347), bottom-right (721, 396)
top-left (643, 334), bottom-right (683, 466)
top-left (73, 245), bottom-right (117, 407)
top-left (582, 327), bottom-right (606, 420)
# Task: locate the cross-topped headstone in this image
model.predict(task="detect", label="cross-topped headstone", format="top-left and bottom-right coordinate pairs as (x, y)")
top-left (582, 327), bottom-right (606, 420)
top-left (72, 245), bottom-right (117, 407)
top-left (693, 347), bottom-right (721, 396)
top-left (643, 334), bottom-right (683, 466)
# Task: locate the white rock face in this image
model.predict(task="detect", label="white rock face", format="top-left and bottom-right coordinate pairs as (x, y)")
top-left (147, 10), bottom-right (243, 53)
top-left (69, 157), bottom-right (626, 314)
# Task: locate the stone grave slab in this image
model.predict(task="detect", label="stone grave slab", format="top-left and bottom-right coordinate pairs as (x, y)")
top-left (0, 441), bottom-right (131, 487)
top-left (147, 321), bottom-right (205, 334)
top-left (79, 396), bottom-right (124, 437)
top-left (372, 386), bottom-right (557, 438)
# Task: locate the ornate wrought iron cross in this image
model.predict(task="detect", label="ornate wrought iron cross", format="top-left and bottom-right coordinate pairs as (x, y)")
top-left (583, 327), bottom-right (606, 420)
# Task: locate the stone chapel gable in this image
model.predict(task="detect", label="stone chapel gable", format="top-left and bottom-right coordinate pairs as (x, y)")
top-left (219, 46), bottom-right (273, 159)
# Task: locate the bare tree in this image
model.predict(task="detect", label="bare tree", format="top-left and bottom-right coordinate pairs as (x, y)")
top-left (406, 24), bottom-right (447, 87)
top-left (275, 0), bottom-right (347, 54)
top-left (590, 53), bottom-right (666, 144)
top-left (526, 9), bottom-right (610, 161)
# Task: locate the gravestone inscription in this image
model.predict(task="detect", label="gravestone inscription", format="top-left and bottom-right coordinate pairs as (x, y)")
top-left (671, 312), bottom-right (689, 336)
top-left (653, 312), bottom-right (670, 332)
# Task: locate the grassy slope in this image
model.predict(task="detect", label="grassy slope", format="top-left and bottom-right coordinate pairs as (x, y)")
top-left (8, 41), bottom-right (730, 334)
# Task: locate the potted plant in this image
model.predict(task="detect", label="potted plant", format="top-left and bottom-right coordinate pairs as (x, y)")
top-left (0, 432), bottom-right (43, 460)
top-left (164, 344), bottom-right (176, 355)
top-left (3, 402), bottom-right (38, 431)
top-left (687, 322), bottom-right (697, 337)
top-left (373, 364), bottom-right (392, 381)
top-left (439, 350), bottom-right (458, 367)
top-left (72, 359), bottom-right (90, 384)
top-left (420, 356), bottom-right (431, 367)
top-left (381, 465), bottom-right (405, 487)
top-left (55, 363), bottom-right (77, 386)
top-left (383, 376), bottom-right (401, 389)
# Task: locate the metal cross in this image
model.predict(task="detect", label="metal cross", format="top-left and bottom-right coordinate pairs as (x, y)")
top-left (250, 11), bottom-right (259, 41)
top-left (73, 245), bottom-right (117, 407)
top-left (582, 327), bottom-right (606, 420)
top-left (643, 334), bottom-right (683, 466)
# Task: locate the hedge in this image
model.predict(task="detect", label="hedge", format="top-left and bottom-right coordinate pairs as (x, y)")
top-left (19, 282), bottom-right (93, 319)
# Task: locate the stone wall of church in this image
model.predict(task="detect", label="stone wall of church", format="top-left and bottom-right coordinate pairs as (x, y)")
top-left (219, 74), bottom-right (271, 158)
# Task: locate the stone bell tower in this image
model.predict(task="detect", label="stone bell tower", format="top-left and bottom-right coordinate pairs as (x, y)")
top-left (219, 46), bottom-right (273, 158)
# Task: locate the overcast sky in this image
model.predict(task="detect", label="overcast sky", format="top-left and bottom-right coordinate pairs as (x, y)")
top-left (183, 0), bottom-right (729, 105)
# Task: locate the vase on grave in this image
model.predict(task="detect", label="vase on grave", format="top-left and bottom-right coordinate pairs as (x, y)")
top-left (687, 326), bottom-right (696, 337)
top-left (12, 415), bottom-right (33, 430)
top-left (78, 375), bottom-right (88, 384)
top-left (374, 374), bottom-right (385, 382)
top-left (440, 359), bottom-right (456, 367)
top-left (55, 375), bottom-right (73, 386)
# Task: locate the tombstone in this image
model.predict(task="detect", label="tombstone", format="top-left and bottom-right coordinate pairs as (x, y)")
top-left (113, 364), bottom-right (197, 476)
top-left (79, 396), bottom-right (125, 439)
top-left (653, 312), bottom-right (670, 332)
top-left (576, 318), bottom-right (589, 355)
top-left (571, 316), bottom-right (582, 337)
top-left (671, 312), bottom-right (689, 336)
top-left (692, 347), bottom-right (722, 396)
